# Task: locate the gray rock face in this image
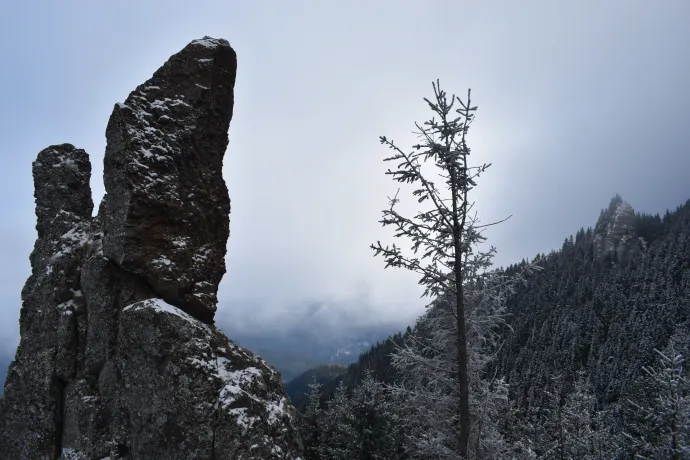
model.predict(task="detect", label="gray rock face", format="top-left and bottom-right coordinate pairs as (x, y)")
top-left (102, 36), bottom-right (236, 324)
top-left (0, 38), bottom-right (303, 460)
top-left (593, 195), bottom-right (643, 263)
top-left (0, 144), bottom-right (93, 458)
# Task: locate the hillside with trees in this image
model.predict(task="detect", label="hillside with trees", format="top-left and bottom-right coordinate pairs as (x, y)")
top-left (293, 198), bottom-right (690, 460)
top-left (290, 82), bottom-right (690, 459)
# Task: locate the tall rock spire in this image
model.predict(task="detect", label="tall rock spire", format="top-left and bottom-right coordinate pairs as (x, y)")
top-left (0, 144), bottom-right (94, 458)
top-left (102, 36), bottom-right (237, 324)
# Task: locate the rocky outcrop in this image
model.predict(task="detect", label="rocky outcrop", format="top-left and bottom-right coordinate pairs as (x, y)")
top-left (102, 36), bottom-right (235, 324)
top-left (0, 37), bottom-right (303, 460)
top-left (0, 144), bottom-right (94, 458)
top-left (593, 194), bottom-right (644, 263)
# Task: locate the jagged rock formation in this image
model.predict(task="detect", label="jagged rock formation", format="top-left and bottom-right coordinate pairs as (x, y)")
top-left (102, 36), bottom-right (235, 324)
top-left (0, 37), bottom-right (303, 460)
top-left (592, 194), bottom-right (644, 263)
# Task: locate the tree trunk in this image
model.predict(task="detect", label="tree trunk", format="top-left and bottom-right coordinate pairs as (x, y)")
top-left (451, 163), bottom-right (470, 458)
top-left (447, 151), bottom-right (470, 459)
top-left (455, 279), bottom-right (471, 458)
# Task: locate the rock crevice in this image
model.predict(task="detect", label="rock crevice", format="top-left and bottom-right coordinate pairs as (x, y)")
top-left (0, 37), bottom-right (303, 460)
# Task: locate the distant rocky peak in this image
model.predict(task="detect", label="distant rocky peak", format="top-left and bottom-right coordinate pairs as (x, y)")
top-left (595, 194), bottom-right (630, 229)
top-left (593, 195), bottom-right (642, 263)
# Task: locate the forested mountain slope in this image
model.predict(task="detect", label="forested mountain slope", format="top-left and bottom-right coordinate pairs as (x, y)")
top-left (288, 330), bottom-right (408, 409)
top-left (325, 196), bottom-right (689, 397)
top-left (285, 363), bottom-right (348, 409)
top-left (302, 196), bottom-right (689, 399)
top-left (497, 195), bottom-right (690, 411)
top-left (293, 195), bottom-right (690, 458)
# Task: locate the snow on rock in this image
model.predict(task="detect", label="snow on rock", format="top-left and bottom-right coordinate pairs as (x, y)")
top-left (190, 36), bottom-right (229, 49)
top-left (122, 297), bottom-right (209, 332)
top-left (0, 144), bottom-right (94, 458)
top-left (0, 38), bottom-right (303, 460)
top-left (118, 298), bottom-right (302, 459)
top-left (101, 33), bottom-right (237, 324)
top-left (59, 447), bottom-right (88, 460)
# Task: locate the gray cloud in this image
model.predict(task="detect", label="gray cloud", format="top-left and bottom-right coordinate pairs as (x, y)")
top-left (1, 1), bottom-right (689, 352)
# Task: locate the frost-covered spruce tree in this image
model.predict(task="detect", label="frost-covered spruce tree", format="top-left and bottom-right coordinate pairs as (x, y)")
top-left (306, 371), bottom-right (406, 460)
top-left (388, 265), bottom-right (529, 459)
top-left (300, 378), bottom-right (325, 460)
top-left (625, 327), bottom-right (690, 459)
top-left (320, 381), bottom-right (358, 460)
top-left (350, 371), bottom-right (400, 460)
top-left (372, 81), bottom-right (492, 458)
top-left (372, 81), bottom-right (533, 458)
top-left (532, 371), bottom-right (615, 460)
top-left (532, 375), bottom-right (567, 460)
top-left (561, 371), bottom-right (603, 459)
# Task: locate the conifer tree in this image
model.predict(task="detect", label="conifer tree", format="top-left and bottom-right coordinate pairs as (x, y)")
top-left (371, 81), bottom-right (499, 458)
top-left (388, 256), bottom-right (532, 459)
top-left (320, 381), bottom-right (358, 460)
top-left (350, 371), bottom-right (397, 460)
top-left (300, 378), bottom-right (325, 460)
top-left (561, 371), bottom-right (599, 459)
top-left (625, 328), bottom-right (690, 459)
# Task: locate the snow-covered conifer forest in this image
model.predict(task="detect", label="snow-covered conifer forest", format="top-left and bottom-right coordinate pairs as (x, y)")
top-left (292, 82), bottom-right (690, 460)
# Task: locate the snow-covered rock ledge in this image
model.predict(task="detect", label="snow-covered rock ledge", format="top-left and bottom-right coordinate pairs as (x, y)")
top-left (111, 297), bottom-right (302, 459)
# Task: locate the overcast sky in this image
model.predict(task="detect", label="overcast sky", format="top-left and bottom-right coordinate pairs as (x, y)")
top-left (1, 1), bottom-right (689, 350)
